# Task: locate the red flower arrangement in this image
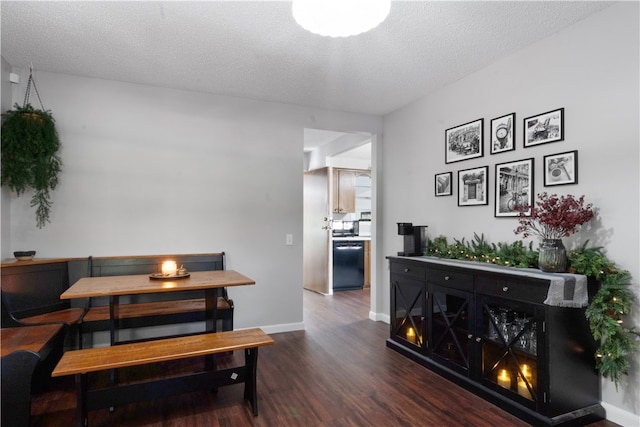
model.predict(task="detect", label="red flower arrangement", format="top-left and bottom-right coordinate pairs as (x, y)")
top-left (514, 193), bottom-right (594, 240)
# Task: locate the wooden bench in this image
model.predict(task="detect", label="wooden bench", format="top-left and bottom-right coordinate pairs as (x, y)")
top-left (81, 297), bottom-right (233, 333)
top-left (1, 324), bottom-right (68, 427)
top-left (52, 328), bottom-right (275, 427)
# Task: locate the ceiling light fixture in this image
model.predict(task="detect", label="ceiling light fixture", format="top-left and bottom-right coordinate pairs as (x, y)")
top-left (292, 0), bottom-right (391, 38)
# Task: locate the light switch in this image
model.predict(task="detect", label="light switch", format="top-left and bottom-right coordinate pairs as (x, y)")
top-left (286, 234), bottom-right (293, 245)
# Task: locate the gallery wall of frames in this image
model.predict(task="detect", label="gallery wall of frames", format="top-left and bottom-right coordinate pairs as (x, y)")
top-left (434, 107), bottom-right (577, 218)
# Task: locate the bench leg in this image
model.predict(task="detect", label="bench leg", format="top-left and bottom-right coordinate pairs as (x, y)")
top-left (75, 374), bottom-right (88, 427)
top-left (204, 289), bottom-right (218, 373)
top-left (244, 347), bottom-right (259, 416)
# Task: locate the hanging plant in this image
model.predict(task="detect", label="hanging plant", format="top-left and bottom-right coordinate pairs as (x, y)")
top-left (1, 68), bottom-right (62, 228)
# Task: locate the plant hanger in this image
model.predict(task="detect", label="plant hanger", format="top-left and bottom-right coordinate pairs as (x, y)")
top-left (23, 63), bottom-right (46, 110)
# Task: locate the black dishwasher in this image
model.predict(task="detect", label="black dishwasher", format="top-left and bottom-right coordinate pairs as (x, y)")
top-left (332, 240), bottom-right (365, 291)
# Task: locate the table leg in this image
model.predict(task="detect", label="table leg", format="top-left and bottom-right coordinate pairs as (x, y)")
top-left (108, 295), bottom-right (119, 405)
top-left (109, 295), bottom-right (120, 346)
top-left (204, 289), bottom-right (218, 333)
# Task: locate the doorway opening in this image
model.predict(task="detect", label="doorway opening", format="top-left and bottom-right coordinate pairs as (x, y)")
top-left (302, 128), bottom-right (375, 313)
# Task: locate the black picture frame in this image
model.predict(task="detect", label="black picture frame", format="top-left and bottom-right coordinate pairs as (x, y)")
top-left (457, 166), bottom-right (488, 206)
top-left (495, 158), bottom-right (534, 217)
top-left (544, 150), bottom-right (578, 186)
top-left (435, 172), bottom-right (453, 196)
top-left (523, 108), bottom-right (564, 147)
top-left (490, 113), bottom-right (515, 154)
top-left (445, 119), bottom-right (484, 164)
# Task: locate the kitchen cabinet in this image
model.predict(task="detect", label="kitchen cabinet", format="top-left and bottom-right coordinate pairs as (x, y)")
top-left (332, 168), bottom-right (370, 214)
top-left (387, 256), bottom-right (604, 426)
top-left (333, 168), bottom-right (356, 213)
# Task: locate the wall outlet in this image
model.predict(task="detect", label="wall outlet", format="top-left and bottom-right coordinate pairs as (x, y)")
top-left (286, 234), bottom-right (293, 246)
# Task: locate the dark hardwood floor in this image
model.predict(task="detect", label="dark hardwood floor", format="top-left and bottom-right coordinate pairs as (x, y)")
top-left (30, 289), bottom-right (619, 426)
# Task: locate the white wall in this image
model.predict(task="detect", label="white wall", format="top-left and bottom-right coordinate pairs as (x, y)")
top-left (1, 56), bottom-right (14, 258)
top-left (1, 66), bottom-right (382, 335)
top-left (380, 3), bottom-right (639, 424)
top-left (306, 132), bottom-right (371, 171)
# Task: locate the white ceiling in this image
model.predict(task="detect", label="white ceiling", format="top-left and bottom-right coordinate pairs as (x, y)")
top-left (1, 1), bottom-right (612, 117)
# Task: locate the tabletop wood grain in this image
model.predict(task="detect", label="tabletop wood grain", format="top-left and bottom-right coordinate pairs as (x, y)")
top-left (60, 270), bottom-right (255, 299)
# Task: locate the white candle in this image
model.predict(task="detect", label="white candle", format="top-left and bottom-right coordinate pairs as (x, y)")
top-left (497, 369), bottom-right (511, 389)
top-left (406, 327), bottom-right (415, 343)
top-left (521, 363), bottom-right (532, 380)
top-left (161, 261), bottom-right (177, 276)
top-left (518, 378), bottom-right (531, 398)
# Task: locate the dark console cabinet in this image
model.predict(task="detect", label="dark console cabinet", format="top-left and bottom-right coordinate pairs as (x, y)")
top-left (387, 256), bottom-right (603, 426)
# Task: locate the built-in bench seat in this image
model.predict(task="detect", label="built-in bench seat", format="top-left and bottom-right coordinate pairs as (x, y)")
top-left (16, 308), bottom-right (87, 326)
top-left (1, 259), bottom-right (86, 348)
top-left (81, 297), bottom-right (231, 330)
top-left (1, 323), bottom-right (68, 427)
top-left (52, 328), bottom-right (275, 427)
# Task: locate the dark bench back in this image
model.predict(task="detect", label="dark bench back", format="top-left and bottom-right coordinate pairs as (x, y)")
top-left (89, 253), bottom-right (225, 277)
top-left (1, 262), bottom-right (72, 322)
top-left (86, 253), bottom-right (226, 306)
top-left (1, 253), bottom-right (225, 327)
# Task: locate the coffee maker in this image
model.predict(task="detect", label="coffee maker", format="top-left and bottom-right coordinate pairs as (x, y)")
top-left (397, 223), bottom-right (428, 256)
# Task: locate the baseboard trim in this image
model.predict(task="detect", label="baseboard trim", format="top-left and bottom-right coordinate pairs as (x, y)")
top-left (601, 402), bottom-right (640, 426)
top-left (259, 322), bottom-right (305, 335)
top-left (369, 310), bottom-right (390, 324)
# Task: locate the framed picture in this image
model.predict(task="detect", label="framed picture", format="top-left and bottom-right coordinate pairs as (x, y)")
top-left (435, 172), bottom-right (453, 196)
top-left (495, 158), bottom-right (534, 217)
top-left (544, 150), bottom-right (578, 186)
top-left (523, 108), bottom-right (564, 147)
top-left (490, 113), bottom-right (515, 154)
top-left (445, 119), bottom-right (484, 164)
top-left (458, 166), bottom-right (488, 206)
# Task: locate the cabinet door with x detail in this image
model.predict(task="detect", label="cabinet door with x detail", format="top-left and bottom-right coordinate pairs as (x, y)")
top-left (390, 274), bottom-right (427, 352)
top-left (429, 285), bottom-right (474, 376)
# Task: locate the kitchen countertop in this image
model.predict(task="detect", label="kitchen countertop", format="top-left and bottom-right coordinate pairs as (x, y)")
top-left (332, 236), bottom-right (371, 241)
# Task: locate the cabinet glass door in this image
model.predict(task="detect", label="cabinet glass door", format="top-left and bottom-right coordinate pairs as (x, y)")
top-left (430, 286), bottom-right (472, 375)
top-left (391, 277), bottom-right (425, 350)
top-left (479, 297), bottom-right (542, 409)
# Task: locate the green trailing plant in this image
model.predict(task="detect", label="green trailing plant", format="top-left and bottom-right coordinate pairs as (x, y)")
top-left (1, 103), bottom-right (62, 228)
top-left (424, 234), bottom-right (639, 387)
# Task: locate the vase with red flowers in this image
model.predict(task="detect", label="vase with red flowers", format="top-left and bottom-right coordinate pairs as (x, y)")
top-left (514, 193), bottom-right (594, 272)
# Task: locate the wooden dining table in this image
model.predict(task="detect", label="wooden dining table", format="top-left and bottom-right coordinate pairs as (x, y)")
top-left (60, 270), bottom-right (255, 346)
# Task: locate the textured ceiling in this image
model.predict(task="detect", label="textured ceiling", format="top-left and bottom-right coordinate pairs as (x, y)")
top-left (1, 1), bottom-right (613, 116)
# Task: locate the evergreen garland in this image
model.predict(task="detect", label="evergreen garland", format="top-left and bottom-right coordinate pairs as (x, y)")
top-left (424, 234), bottom-right (639, 388)
top-left (1, 103), bottom-right (62, 228)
